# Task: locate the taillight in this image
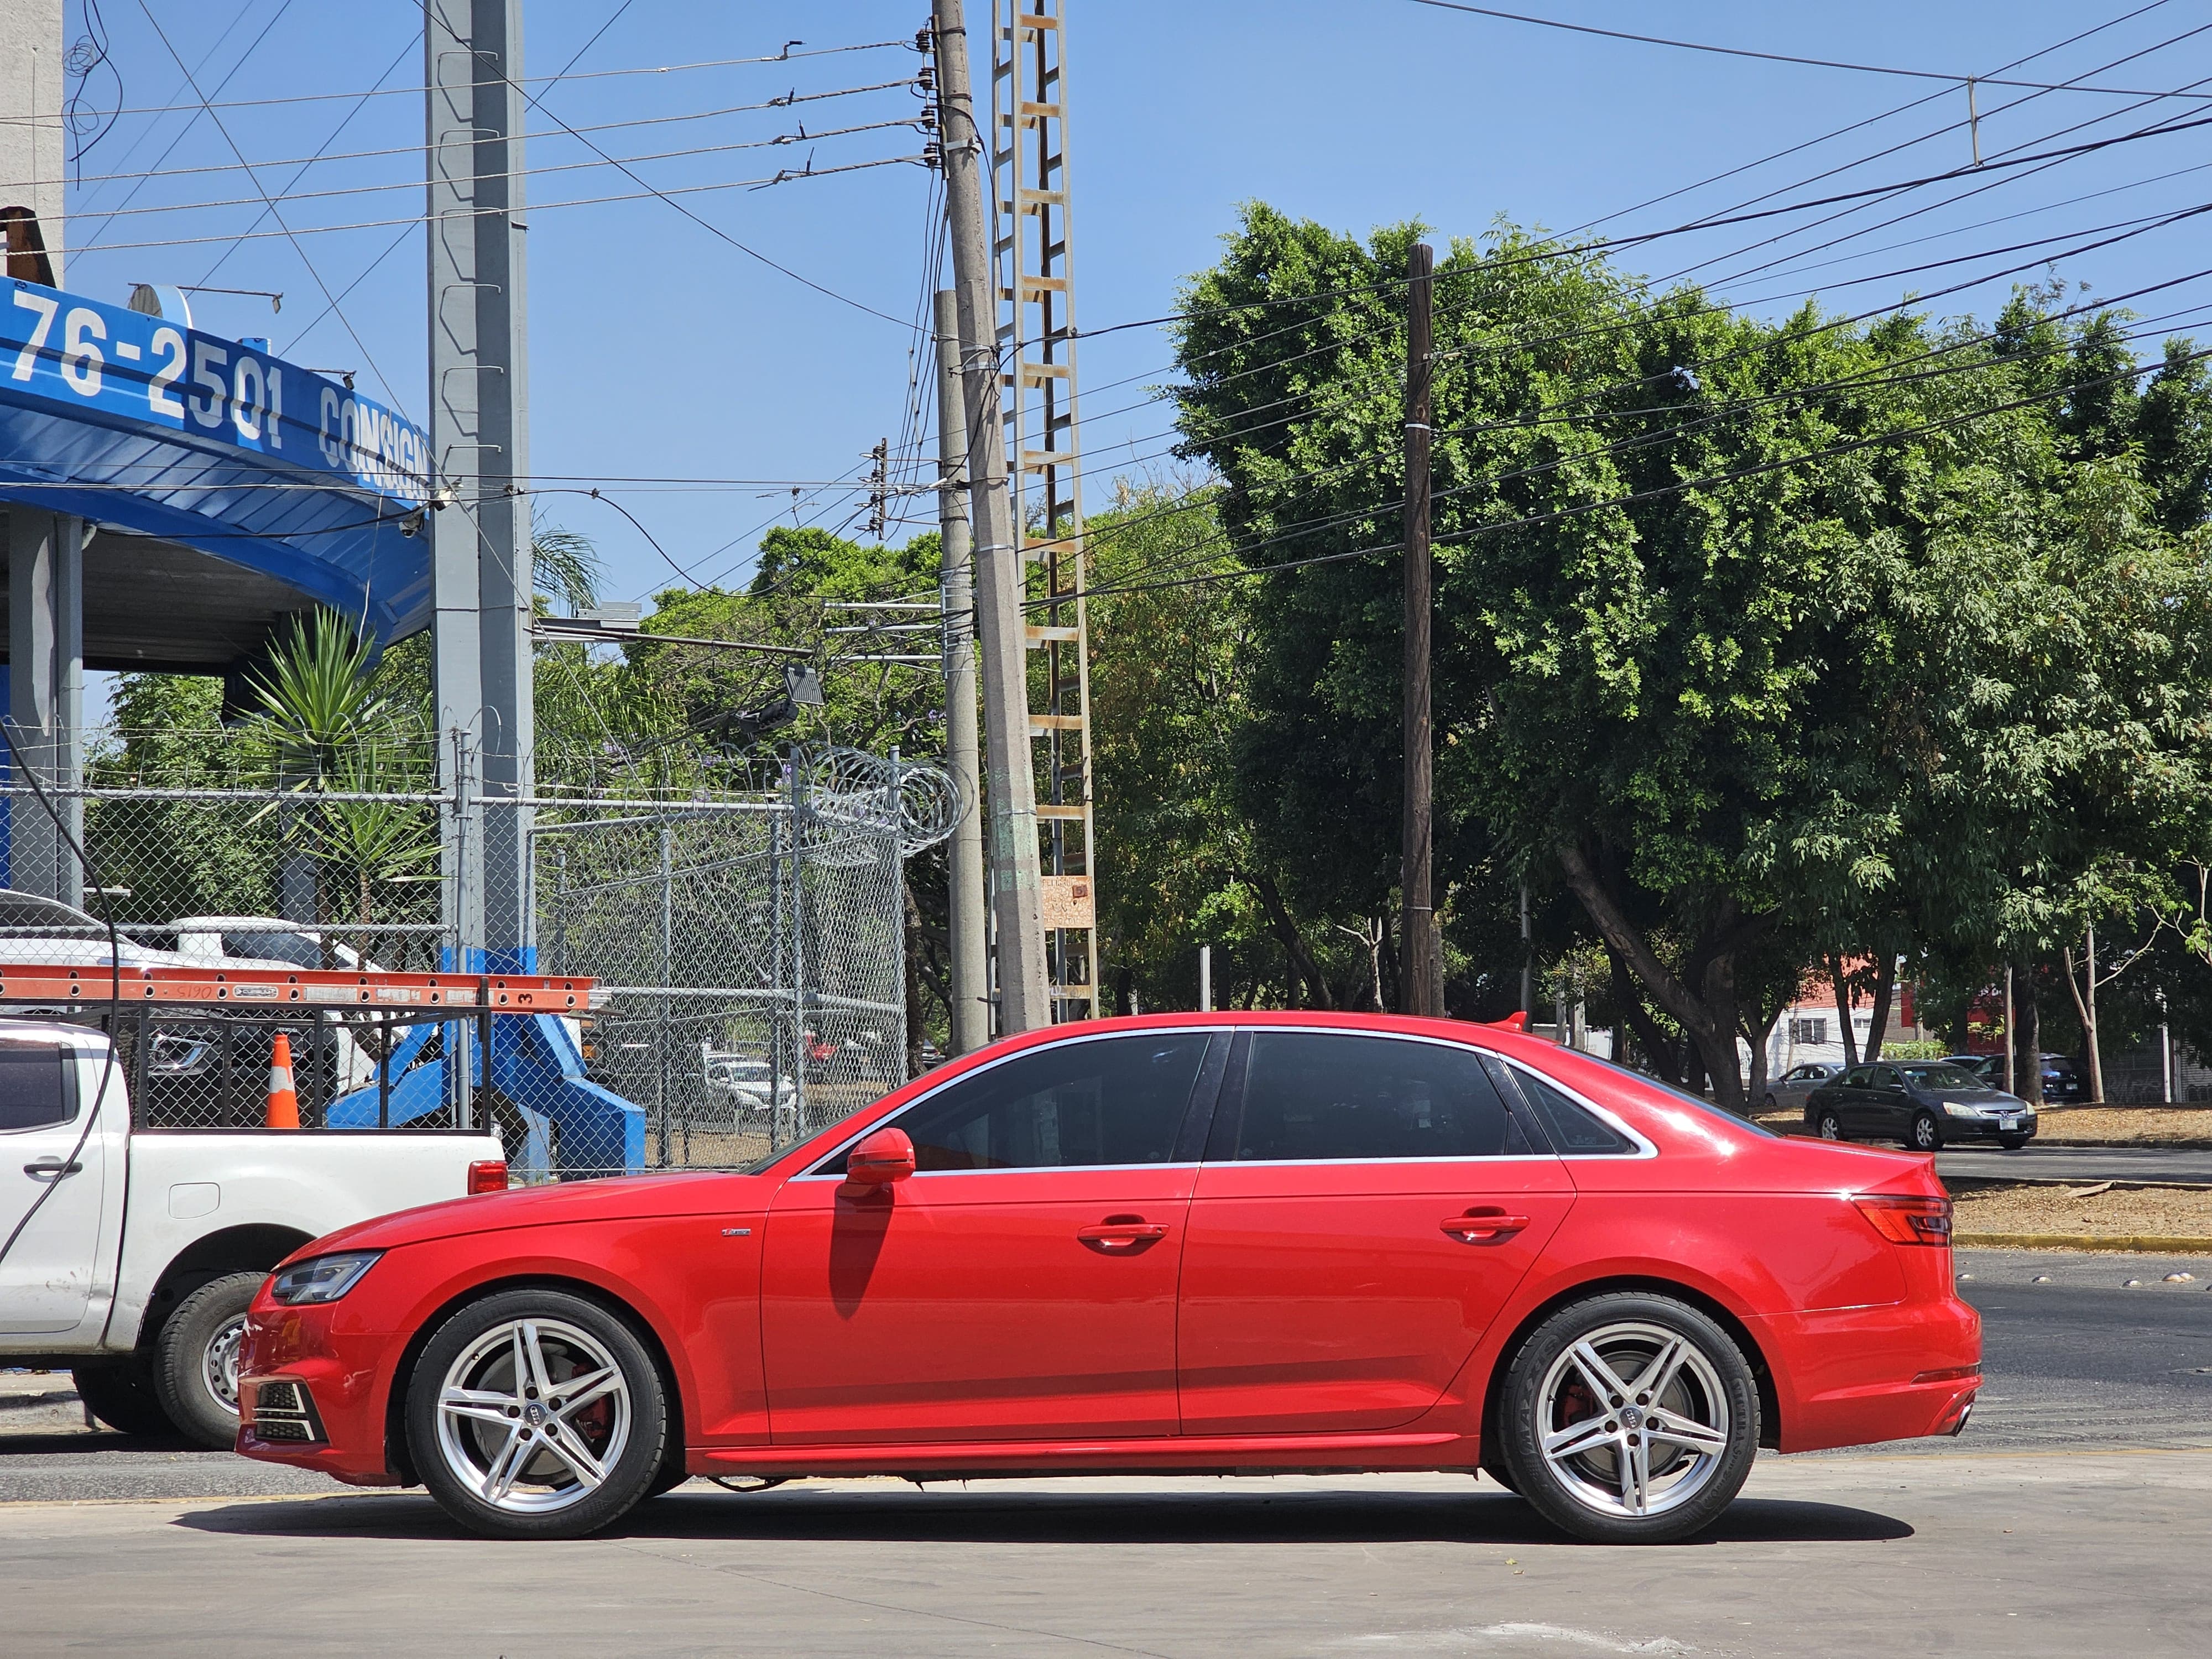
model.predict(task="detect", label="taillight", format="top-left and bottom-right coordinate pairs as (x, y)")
top-left (468, 1160), bottom-right (509, 1194)
top-left (1854, 1194), bottom-right (1952, 1245)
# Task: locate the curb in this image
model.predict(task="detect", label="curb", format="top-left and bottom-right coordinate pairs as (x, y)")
top-left (2037, 1138), bottom-right (2212, 1151)
top-left (1954, 1230), bottom-right (2212, 1254)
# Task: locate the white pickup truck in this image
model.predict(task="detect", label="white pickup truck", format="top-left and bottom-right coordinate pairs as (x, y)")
top-left (0, 1016), bottom-right (504, 1448)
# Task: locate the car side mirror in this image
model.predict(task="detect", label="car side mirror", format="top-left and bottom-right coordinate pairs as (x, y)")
top-left (846, 1126), bottom-right (915, 1187)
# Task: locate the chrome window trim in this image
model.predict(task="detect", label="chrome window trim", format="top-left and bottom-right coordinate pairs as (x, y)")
top-left (791, 1025), bottom-right (1238, 1181)
top-left (1222, 1025), bottom-right (1598, 1164)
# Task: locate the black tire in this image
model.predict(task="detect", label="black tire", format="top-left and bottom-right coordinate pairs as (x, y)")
top-left (1998, 1135), bottom-right (2030, 1151)
top-left (405, 1288), bottom-right (667, 1540)
top-left (1814, 1108), bottom-right (1844, 1141)
top-left (1909, 1112), bottom-right (1943, 1152)
top-left (154, 1271), bottom-right (264, 1449)
top-left (72, 1356), bottom-right (175, 1438)
top-left (1761, 1093), bottom-right (1777, 1114)
top-left (1480, 1457), bottom-right (1521, 1495)
top-left (1497, 1292), bottom-right (1760, 1545)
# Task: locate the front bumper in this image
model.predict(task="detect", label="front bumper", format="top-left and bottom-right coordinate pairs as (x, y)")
top-left (236, 1300), bottom-right (404, 1485)
top-left (1939, 1110), bottom-right (2037, 1144)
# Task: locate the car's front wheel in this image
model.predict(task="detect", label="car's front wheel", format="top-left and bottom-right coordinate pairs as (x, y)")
top-left (1814, 1108), bottom-right (1843, 1140)
top-left (1496, 1292), bottom-right (1760, 1544)
top-left (154, 1271), bottom-right (264, 1449)
top-left (1910, 1112), bottom-right (1943, 1152)
top-left (406, 1288), bottom-right (667, 1540)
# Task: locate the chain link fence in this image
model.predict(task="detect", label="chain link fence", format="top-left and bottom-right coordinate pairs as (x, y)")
top-left (0, 740), bottom-right (958, 1181)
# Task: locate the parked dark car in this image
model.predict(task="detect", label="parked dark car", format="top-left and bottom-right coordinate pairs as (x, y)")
top-left (1952, 1052), bottom-right (2086, 1103)
top-left (1806, 1060), bottom-right (2036, 1150)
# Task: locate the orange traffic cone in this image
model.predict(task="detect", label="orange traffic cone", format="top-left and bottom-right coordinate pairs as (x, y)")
top-left (266, 1032), bottom-right (300, 1129)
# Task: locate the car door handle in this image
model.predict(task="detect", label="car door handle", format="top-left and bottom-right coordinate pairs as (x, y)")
top-left (1076, 1218), bottom-right (1167, 1251)
top-left (1441, 1209), bottom-right (1529, 1243)
top-left (23, 1159), bottom-right (82, 1180)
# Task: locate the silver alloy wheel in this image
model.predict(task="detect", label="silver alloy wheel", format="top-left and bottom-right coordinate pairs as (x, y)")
top-left (434, 1317), bottom-right (632, 1515)
top-left (1817, 1111), bottom-right (1841, 1140)
top-left (1535, 1320), bottom-right (1732, 1519)
top-left (202, 1314), bottom-right (246, 1413)
top-left (1912, 1114), bottom-right (1940, 1150)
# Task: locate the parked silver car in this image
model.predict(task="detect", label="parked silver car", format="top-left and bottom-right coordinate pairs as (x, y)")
top-left (1765, 1060), bottom-right (1842, 1115)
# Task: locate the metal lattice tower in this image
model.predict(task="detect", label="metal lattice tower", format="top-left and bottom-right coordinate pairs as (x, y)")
top-left (991, 0), bottom-right (1097, 1018)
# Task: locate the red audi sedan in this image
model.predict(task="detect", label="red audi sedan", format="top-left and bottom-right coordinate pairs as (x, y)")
top-left (236, 1014), bottom-right (1979, 1543)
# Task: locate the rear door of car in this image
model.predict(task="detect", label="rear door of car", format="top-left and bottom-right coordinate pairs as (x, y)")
top-left (1175, 1030), bottom-right (1573, 1436)
top-left (760, 1028), bottom-right (1224, 1444)
top-left (1866, 1065), bottom-right (1909, 1137)
top-left (1829, 1065), bottom-right (1874, 1134)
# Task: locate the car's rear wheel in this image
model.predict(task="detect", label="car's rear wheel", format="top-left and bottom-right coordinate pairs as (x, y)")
top-left (406, 1289), bottom-right (666, 1540)
top-left (1814, 1108), bottom-right (1843, 1140)
top-left (1498, 1292), bottom-right (1759, 1544)
top-left (153, 1272), bottom-right (264, 1449)
top-left (1909, 1112), bottom-right (1943, 1152)
top-left (72, 1355), bottom-right (174, 1438)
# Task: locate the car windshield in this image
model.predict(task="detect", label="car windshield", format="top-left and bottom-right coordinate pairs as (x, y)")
top-left (1901, 1062), bottom-right (1992, 1092)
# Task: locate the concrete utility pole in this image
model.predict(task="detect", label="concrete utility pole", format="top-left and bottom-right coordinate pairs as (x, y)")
top-left (935, 289), bottom-right (991, 1054)
top-left (1, 0), bottom-right (80, 906)
top-left (426, 0), bottom-right (533, 969)
top-left (1400, 242), bottom-right (1442, 1017)
top-left (932, 0), bottom-right (1051, 1033)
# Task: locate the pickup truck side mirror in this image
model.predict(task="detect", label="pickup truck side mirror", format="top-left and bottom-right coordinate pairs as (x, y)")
top-left (846, 1126), bottom-right (915, 1187)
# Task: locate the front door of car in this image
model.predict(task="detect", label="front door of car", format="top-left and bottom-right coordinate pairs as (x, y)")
top-left (0, 1040), bottom-right (107, 1337)
top-left (760, 1029), bottom-right (1220, 1444)
top-left (1177, 1031), bottom-right (1574, 1436)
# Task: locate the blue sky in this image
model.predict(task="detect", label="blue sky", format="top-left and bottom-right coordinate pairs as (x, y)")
top-left (58, 0), bottom-right (2212, 615)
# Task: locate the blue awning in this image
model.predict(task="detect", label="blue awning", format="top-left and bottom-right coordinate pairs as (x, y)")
top-left (0, 278), bottom-right (432, 649)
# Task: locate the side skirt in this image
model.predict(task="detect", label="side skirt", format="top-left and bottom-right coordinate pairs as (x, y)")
top-left (698, 1430), bottom-right (1476, 1480)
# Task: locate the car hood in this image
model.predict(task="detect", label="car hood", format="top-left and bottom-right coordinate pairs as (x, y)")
top-left (287, 1170), bottom-right (774, 1261)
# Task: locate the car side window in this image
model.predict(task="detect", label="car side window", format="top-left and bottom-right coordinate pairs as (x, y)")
top-left (1226, 1033), bottom-right (1529, 1161)
top-left (842, 1033), bottom-right (1213, 1172)
top-left (0, 1044), bottom-right (75, 1133)
top-left (1509, 1068), bottom-right (1634, 1155)
top-left (1872, 1065), bottom-right (1901, 1090)
top-left (1840, 1066), bottom-right (1872, 1088)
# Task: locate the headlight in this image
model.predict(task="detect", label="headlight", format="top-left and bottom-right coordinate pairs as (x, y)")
top-left (269, 1250), bottom-right (383, 1306)
top-left (1943, 1102), bottom-right (1985, 1118)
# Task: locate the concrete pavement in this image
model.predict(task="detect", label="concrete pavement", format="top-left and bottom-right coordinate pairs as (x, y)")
top-left (0, 1454), bottom-right (2203, 1657)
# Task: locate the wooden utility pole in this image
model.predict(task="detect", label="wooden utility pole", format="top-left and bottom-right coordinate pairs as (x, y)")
top-left (931, 0), bottom-right (1052, 1034)
top-left (1400, 242), bottom-right (1441, 1017)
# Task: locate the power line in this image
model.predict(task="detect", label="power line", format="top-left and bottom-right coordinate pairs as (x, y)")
top-left (414, 1), bottom-right (922, 329)
top-left (0, 36), bottom-right (917, 127)
top-left (1402, 1), bottom-right (2212, 97)
top-left (133, 0), bottom-right (408, 418)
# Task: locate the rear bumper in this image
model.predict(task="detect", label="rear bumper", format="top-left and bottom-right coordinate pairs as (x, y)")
top-left (1750, 1292), bottom-right (1982, 1453)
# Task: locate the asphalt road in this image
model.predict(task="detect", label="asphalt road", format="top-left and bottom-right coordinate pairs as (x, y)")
top-left (1938, 1141), bottom-right (2212, 1183)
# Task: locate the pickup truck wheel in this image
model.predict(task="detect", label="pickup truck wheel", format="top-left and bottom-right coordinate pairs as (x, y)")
top-left (406, 1289), bottom-right (667, 1540)
top-left (72, 1357), bottom-right (174, 1438)
top-left (154, 1272), bottom-right (264, 1449)
top-left (1498, 1292), bottom-right (1759, 1545)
